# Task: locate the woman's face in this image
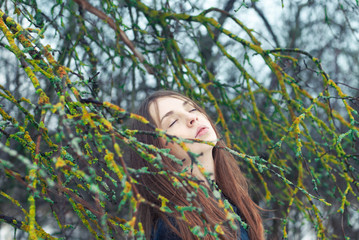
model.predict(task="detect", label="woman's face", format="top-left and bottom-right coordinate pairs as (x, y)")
top-left (149, 96), bottom-right (218, 161)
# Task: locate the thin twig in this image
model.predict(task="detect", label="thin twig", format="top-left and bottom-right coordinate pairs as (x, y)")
top-left (73, 0), bottom-right (154, 74)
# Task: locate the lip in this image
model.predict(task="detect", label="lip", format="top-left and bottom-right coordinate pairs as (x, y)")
top-left (195, 126), bottom-right (209, 138)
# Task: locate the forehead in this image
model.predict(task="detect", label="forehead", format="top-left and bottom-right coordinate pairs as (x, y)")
top-left (149, 96), bottom-right (191, 123)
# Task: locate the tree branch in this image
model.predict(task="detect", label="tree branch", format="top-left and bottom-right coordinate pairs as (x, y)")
top-left (251, 2), bottom-right (280, 47)
top-left (73, 0), bottom-right (154, 74)
top-left (0, 214), bottom-right (23, 229)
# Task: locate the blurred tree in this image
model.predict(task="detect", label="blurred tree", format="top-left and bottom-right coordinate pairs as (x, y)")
top-left (0, 0), bottom-right (358, 239)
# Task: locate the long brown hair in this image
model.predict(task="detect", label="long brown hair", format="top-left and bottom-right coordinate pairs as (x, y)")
top-left (129, 90), bottom-right (264, 239)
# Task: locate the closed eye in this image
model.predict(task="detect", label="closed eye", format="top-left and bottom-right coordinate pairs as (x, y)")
top-left (168, 109), bottom-right (196, 128)
top-left (169, 119), bottom-right (177, 128)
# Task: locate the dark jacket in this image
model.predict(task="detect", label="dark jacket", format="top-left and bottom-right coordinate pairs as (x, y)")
top-left (151, 203), bottom-right (250, 240)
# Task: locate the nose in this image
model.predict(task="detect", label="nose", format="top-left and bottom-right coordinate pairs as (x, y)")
top-left (187, 114), bottom-right (198, 127)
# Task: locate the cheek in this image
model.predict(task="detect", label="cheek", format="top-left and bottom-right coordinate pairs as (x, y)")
top-left (167, 125), bottom-right (191, 138)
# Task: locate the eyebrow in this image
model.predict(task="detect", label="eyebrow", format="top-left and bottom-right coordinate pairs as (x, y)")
top-left (160, 100), bottom-right (189, 124)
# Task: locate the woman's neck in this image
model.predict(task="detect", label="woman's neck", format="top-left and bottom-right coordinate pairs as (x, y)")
top-left (190, 150), bottom-right (215, 186)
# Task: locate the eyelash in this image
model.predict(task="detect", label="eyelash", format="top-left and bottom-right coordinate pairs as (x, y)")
top-left (168, 109), bottom-right (197, 128)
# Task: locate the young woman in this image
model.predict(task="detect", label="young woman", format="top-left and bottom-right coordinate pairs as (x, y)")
top-left (129, 90), bottom-right (264, 240)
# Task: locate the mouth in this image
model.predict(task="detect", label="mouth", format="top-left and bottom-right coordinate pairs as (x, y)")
top-left (195, 126), bottom-right (209, 138)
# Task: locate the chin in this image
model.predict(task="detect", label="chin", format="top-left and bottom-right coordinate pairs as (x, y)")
top-left (188, 142), bottom-right (214, 155)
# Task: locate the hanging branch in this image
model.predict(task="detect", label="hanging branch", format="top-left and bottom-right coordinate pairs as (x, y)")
top-left (73, 0), bottom-right (154, 74)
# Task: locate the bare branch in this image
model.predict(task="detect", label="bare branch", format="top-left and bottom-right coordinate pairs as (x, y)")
top-left (73, 0), bottom-right (154, 74)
